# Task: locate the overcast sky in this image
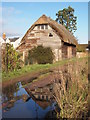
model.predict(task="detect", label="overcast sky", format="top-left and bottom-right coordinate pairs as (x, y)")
top-left (0, 2), bottom-right (88, 44)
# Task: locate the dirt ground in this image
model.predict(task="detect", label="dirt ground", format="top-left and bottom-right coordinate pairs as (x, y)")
top-left (2, 67), bottom-right (61, 89)
top-left (2, 68), bottom-right (54, 88)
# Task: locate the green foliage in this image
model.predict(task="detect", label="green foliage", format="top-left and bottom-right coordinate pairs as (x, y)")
top-left (56, 6), bottom-right (77, 33)
top-left (2, 57), bottom-right (87, 82)
top-left (28, 45), bottom-right (54, 64)
top-left (2, 43), bottom-right (23, 72)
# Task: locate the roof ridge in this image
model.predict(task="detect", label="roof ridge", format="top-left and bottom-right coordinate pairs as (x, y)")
top-left (20, 14), bottom-right (78, 46)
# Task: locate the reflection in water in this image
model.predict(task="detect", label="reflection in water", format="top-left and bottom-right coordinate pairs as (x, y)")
top-left (2, 83), bottom-right (18, 102)
top-left (25, 84), bottom-right (55, 110)
top-left (2, 82), bottom-right (29, 112)
top-left (2, 82), bottom-right (55, 118)
top-left (2, 62), bottom-right (87, 118)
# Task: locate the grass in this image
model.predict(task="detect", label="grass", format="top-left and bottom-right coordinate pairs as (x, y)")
top-left (1, 56), bottom-right (88, 118)
top-left (53, 56), bottom-right (88, 118)
top-left (2, 64), bottom-right (50, 82)
top-left (2, 57), bottom-right (88, 82)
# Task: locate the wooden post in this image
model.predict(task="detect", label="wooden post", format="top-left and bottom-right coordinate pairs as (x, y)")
top-left (6, 43), bottom-right (9, 72)
top-left (23, 51), bottom-right (25, 63)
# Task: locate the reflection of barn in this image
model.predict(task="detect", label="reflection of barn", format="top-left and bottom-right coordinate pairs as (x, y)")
top-left (16, 14), bottom-right (78, 62)
top-left (25, 85), bottom-right (54, 109)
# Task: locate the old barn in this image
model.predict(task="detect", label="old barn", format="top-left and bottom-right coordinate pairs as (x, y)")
top-left (16, 14), bottom-right (78, 62)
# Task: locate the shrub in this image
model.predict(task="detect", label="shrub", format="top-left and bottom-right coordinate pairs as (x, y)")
top-left (28, 46), bottom-right (54, 64)
top-left (2, 43), bottom-right (23, 72)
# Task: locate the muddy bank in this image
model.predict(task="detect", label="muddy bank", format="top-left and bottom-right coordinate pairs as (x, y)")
top-left (25, 73), bottom-right (58, 91)
top-left (2, 57), bottom-right (87, 88)
top-left (2, 66), bottom-right (63, 89)
top-left (2, 69), bottom-right (53, 88)
top-left (2, 63), bottom-right (74, 88)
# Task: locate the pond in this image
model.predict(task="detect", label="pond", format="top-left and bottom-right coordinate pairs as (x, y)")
top-left (2, 82), bottom-right (56, 118)
top-left (1, 59), bottom-right (88, 119)
top-left (1, 63), bottom-right (78, 119)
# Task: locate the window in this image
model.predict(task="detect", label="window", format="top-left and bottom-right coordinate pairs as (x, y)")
top-left (38, 95), bottom-right (40, 99)
top-left (46, 96), bottom-right (48, 101)
top-left (49, 33), bottom-right (53, 37)
top-left (37, 24), bottom-right (48, 30)
top-left (42, 95), bottom-right (44, 100)
top-left (41, 25), bottom-right (44, 29)
top-left (37, 25), bottom-right (40, 30)
top-left (45, 25), bottom-right (48, 29)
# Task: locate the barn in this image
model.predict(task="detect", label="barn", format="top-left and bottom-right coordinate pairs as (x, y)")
top-left (16, 14), bottom-right (78, 62)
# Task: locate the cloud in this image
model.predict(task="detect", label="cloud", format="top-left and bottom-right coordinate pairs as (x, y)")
top-left (0, 6), bottom-right (22, 37)
top-left (0, 6), bottom-right (22, 26)
top-left (4, 32), bottom-right (21, 37)
top-left (2, 6), bottom-right (22, 17)
top-left (2, 7), bottom-right (14, 15)
top-left (0, 29), bottom-right (21, 37)
top-left (0, 19), bottom-right (7, 26)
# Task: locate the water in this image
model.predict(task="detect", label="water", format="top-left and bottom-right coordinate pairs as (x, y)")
top-left (2, 82), bottom-right (56, 118)
top-left (1, 61), bottom-right (88, 119)
top-left (1, 64), bottom-right (72, 119)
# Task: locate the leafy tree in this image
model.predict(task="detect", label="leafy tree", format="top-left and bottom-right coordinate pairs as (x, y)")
top-left (56, 6), bottom-right (77, 33)
top-left (28, 46), bottom-right (54, 64)
top-left (2, 43), bottom-right (23, 72)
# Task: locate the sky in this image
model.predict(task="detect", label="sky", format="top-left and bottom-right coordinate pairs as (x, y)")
top-left (0, 2), bottom-right (88, 44)
top-left (1, 0), bottom-right (89, 2)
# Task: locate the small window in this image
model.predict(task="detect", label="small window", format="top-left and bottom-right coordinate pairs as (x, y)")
top-left (45, 25), bottom-right (48, 29)
top-left (49, 33), bottom-right (53, 37)
top-left (37, 25), bottom-right (40, 29)
top-left (41, 25), bottom-right (44, 29)
top-left (46, 96), bottom-right (48, 101)
top-left (38, 95), bottom-right (40, 99)
top-left (42, 95), bottom-right (44, 100)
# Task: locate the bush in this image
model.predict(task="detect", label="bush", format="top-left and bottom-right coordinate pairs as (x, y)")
top-left (28, 46), bottom-right (54, 64)
top-left (2, 43), bottom-right (23, 72)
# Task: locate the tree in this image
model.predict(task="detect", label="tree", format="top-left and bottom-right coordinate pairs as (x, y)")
top-left (2, 43), bottom-right (23, 72)
top-left (28, 46), bottom-right (54, 64)
top-left (56, 6), bottom-right (77, 33)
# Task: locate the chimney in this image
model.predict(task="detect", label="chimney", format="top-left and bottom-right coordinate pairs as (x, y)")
top-left (2, 33), bottom-right (6, 40)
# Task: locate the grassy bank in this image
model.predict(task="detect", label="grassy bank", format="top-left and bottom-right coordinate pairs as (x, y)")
top-left (2, 57), bottom-right (88, 82)
top-left (53, 57), bottom-right (88, 118)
